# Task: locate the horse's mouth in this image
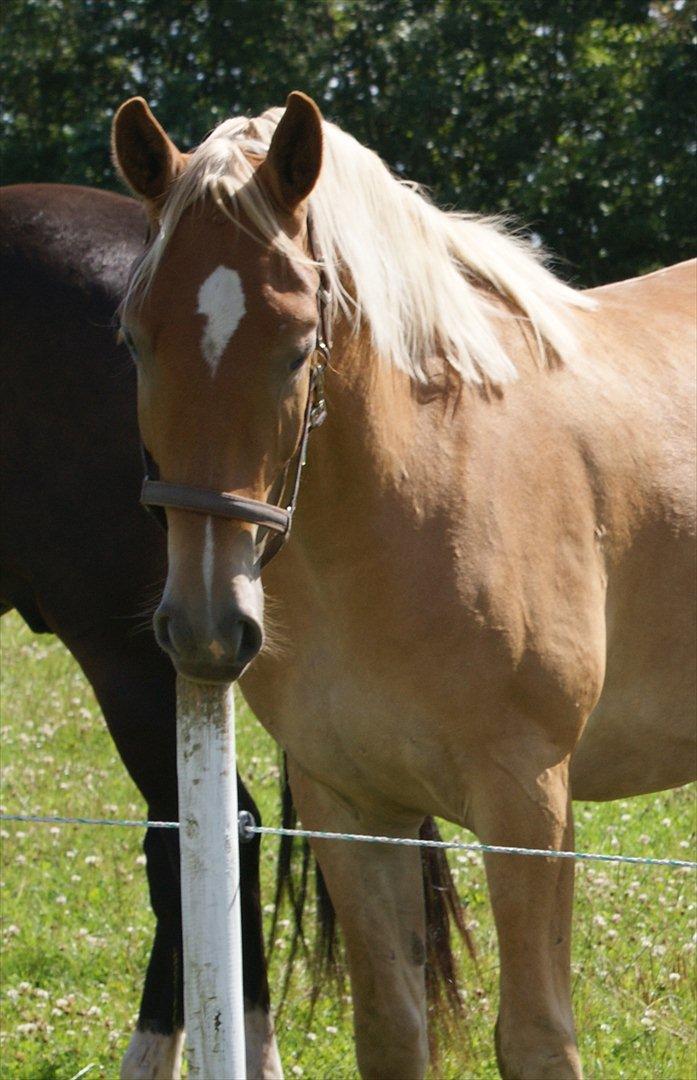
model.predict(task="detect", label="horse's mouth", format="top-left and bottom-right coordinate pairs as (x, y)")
top-left (174, 659), bottom-right (248, 685)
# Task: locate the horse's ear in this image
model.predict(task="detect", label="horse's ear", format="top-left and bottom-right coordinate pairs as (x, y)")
top-left (112, 97), bottom-right (186, 204)
top-left (261, 91), bottom-right (323, 212)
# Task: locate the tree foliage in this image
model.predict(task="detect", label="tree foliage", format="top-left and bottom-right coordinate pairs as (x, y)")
top-left (1, 0), bottom-right (694, 283)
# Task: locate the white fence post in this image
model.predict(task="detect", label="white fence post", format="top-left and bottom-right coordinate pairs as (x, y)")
top-left (176, 677), bottom-right (246, 1079)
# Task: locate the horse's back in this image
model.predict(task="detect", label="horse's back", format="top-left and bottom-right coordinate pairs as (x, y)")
top-left (585, 258), bottom-right (695, 378)
top-left (588, 257), bottom-right (696, 310)
top-left (1, 183), bottom-right (145, 296)
top-left (0, 183), bottom-right (161, 638)
top-left (570, 259), bottom-right (696, 801)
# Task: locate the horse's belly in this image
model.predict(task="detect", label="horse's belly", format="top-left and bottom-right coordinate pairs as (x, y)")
top-left (571, 530), bottom-right (696, 801)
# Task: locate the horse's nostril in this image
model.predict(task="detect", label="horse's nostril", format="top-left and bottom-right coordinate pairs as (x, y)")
top-left (153, 608), bottom-right (174, 655)
top-left (236, 615), bottom-right (263, 666)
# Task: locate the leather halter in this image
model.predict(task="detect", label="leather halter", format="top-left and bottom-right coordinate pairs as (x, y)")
top-left (140, 215), bottom-right (330, 568)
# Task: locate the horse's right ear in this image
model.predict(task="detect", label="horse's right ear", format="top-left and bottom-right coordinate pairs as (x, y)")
top-left (112, 97), bottom-right (186, 204)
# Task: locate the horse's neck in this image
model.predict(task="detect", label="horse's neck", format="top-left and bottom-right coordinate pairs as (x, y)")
top-left (294, 326), bottom-right (451, 564)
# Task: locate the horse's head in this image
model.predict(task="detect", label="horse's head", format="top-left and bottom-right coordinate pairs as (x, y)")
top-left (113, 93), bottom-right (324, 682)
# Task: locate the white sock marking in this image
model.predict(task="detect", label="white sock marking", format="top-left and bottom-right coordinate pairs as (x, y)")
top-left (120, 1029), bottom-right (184, 1079)
top-left (245, 1004), bottom-right (284, 1079)
top-left (197, 266), bottom-right (246, 374)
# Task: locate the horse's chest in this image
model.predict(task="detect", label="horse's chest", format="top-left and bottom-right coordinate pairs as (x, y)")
top-left (241, 500), bottom-right (608, 812)
top-left (241, 633), bottom-right (463, 815)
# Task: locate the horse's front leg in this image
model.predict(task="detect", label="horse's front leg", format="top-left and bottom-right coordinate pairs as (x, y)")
top-left (287, 758), bottom-right (429, 1080)
top-left (68, 629), bottom-right (281, 1079)
top-left (468, 733), bottom-right (581, 1080)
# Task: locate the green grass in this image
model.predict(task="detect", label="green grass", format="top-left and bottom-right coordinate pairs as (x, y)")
top-left (1, 611), bottom-right (695, 1079)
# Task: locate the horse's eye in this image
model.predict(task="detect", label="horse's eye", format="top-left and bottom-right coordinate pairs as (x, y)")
top-left (289, 352), bottom-right (308, 373)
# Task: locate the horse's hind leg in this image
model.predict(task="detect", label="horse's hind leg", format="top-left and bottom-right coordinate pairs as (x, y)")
top-left (468, 734), bottom-right (581, 1080)
top-left (287, 758), bottom-right (429, 1080)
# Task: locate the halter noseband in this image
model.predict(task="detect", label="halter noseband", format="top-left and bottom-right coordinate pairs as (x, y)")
top-left (139, 215), bottom-right (330, 569)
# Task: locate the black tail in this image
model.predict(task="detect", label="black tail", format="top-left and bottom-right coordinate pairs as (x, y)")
top-left (271, 759), bottom-right (475, 1025)
top-left (420, 815), bottom-right (477, 1027)
top-left (267, 760), bottom-right (314, 1008)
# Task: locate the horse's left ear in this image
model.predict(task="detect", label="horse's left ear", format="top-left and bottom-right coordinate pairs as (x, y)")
top-left (111, 97), bottom-right (186, 206)
top-left (261, 91), bottom-right (323, 212)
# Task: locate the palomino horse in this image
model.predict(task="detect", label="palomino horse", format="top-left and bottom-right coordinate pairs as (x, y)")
top-left (112, 92), bottom-right (696, 1078)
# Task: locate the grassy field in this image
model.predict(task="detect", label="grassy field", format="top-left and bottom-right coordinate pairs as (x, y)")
top-left (1, 610), bottom-right (695, 1079)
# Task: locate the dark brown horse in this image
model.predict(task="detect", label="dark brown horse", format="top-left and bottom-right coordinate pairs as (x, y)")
top-left (0, 182), bottom-right (281, 1078)
top-left (0, 181), bottom-right (467, 1078)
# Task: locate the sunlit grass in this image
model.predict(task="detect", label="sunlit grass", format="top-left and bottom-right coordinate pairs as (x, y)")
top-left (1, 612), bottom-right (695, 1078)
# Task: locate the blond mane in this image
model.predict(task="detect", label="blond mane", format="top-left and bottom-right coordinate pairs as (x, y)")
top-left (130, 105), bottom-right (594, 384)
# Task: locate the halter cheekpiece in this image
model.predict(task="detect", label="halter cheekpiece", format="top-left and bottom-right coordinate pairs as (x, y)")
top-left (140, 214), bottom-right (330, 568)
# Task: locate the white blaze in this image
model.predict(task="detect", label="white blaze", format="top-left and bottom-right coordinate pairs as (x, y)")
top-left (197, 266), bottom-right (246, 374)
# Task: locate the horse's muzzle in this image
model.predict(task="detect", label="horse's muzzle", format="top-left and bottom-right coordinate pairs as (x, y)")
top-left (153, 602), bottom-right (263, 683)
